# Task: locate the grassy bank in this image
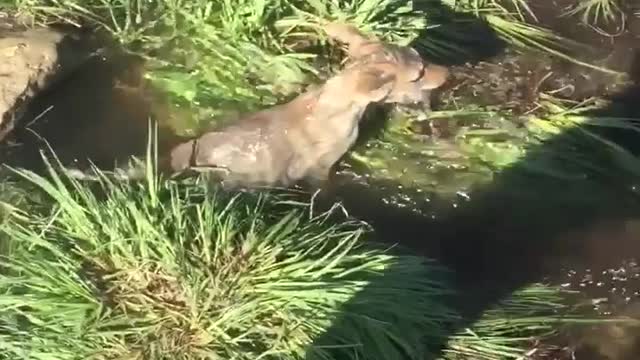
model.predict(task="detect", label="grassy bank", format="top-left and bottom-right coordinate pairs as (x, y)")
top-left (12, 1), bottom-right (636, 192)
top-left (11, 0), bottom-right (584, 131)
top-left (0, 161), bottom-right (456, 359)
top-left (13, 0), bottom-right (430, 132)
top-left (0, 160), bottom-right (600, 360)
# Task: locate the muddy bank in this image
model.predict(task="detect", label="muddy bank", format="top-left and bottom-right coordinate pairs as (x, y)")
top-left (0, 25), bottom-right (100, 144)
top-left (0, 26), bottom-right (186, 173)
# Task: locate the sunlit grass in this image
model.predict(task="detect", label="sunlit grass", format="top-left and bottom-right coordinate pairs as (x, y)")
top-left (13, 0), bottom-right (428, 133)
top-left (0, 156), bottom-right (457, 360)
top-left (0, 154), bottom-right (621, 360)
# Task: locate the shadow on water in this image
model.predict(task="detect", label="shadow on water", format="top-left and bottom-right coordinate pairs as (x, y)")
top-left (2, 2), bottom-right (640, 360)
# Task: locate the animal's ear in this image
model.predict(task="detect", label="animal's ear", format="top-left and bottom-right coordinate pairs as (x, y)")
top-left (354, 67), bottom-right (396, 102)
top-left (421, 63), bottom-right (450, 90)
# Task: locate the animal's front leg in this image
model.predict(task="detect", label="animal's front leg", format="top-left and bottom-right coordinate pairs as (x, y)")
top-left (287, 133), bottom-right (352, 192)
top-left (304, 164), bottom-right (332, 190)
top-left (303, 163), bottom-right (345, 214)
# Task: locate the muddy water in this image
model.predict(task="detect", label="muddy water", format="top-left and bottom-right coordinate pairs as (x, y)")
top-left (0, 47), bottom-right (186, 173)
top-left (2, 1), bottom-right (640, 359)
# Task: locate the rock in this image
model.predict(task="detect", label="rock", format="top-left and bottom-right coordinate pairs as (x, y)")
top-left (0, 26), bottom-right (96, 141)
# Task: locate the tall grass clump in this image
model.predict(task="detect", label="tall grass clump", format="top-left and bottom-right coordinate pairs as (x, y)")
top-left (0, 159), bottom-right (455, 360)
top-left (0, 160), bottom-right (611, 360)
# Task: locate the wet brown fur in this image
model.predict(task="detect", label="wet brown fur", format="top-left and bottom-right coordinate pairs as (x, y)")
top-left (162, 22), bottom-right (450, 189)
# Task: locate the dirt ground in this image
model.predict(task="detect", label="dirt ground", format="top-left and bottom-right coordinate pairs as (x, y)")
top-left (0, 11), bottom-right (118, 155)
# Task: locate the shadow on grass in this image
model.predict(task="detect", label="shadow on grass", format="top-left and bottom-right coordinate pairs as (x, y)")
top-left (304, 4), bottom-right (640, 360)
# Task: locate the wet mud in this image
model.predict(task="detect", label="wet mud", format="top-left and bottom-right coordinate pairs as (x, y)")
top-left (424, 0), bottom-right (640, 139)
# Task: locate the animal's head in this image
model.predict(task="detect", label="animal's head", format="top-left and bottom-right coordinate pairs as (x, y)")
top-left (323, 22), bottom-right (449, 105)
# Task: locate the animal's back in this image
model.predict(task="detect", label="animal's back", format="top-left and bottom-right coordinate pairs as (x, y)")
top-left (192, 110), bottom-right (296, 186)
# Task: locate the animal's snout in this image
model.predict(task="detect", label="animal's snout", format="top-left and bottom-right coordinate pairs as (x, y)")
top-left (421, 63), bottom-right (449, 90)
top-left (399, 89), bottom-right (433, 106)
top-left (374, 59), bottom-right (449, 106)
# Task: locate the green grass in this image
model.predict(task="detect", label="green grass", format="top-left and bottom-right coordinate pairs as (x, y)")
top-left (442, 285), bottom-right (581, 360)
top-left (0, 158), bottom-right (457, 360)
top-left (0, 157), bottom-right (619, 360)
top-left (12, 0), bottom-right (621, 134)
top-left (441, 284), bottom-right (640, 360)
top-left (13, 0), bottom-right (428, 133)
top-left (562, 0), bottom-right (624, 27)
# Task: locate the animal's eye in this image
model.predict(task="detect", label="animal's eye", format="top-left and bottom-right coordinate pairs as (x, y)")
top-left (411, 66), bottom-right (425, 82)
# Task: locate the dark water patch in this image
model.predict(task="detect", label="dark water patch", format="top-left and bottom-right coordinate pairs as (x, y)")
top-left (0, 45), bottom-right (186, 174)
top-left (410, 0), bottom-right (508, 66)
